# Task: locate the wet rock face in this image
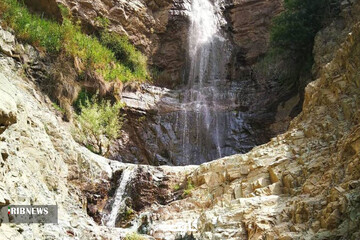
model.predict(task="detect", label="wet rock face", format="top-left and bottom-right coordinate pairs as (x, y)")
top-left (83, 177), bottom-right (111, 224)
top-left (127, 167), bottom-right (172, 211)
top-left (106, 0), bottom-right (296, 166)
top-left (23, 0), bottom-right (301, 166)
top-left (99, 164), bottom-right (191, 229)
top-left (113, 83), bottom-right (275, 165)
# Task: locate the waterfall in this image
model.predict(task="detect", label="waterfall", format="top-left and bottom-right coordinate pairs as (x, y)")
top-left (180, 0), bottom-right (231, 164)
top-left (102, 166), bottom-right (136, 227)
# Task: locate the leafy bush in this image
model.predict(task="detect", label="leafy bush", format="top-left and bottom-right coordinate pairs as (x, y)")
top-left (183, 179), bottom-right (194, 197)
top-left (75, 93), bottom-right (125, 156)
top-left (124, 207), bottom-right (134, 220)
top-left (100, 32), bottom-right (148, 80)
top-left (124, 232), bottom-right (146, 240)
top-left (270, 0), bottom-right (341, 73)
top-left (73, 89), bottom-right (92, 113)
top-left (0, 0), bottom-right (148, 82)
top-left (0, 0), bottom-right (62, 52)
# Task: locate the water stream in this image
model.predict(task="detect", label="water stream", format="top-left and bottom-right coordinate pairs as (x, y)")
top-left (116, 0), bottom-right (257, 166)
top-left (179, 0), bottom-right (232, 164)
top-left (102, 166), bottom-right (137, 227)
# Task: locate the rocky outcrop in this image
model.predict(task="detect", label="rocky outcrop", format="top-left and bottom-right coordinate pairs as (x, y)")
top-left (149, 0), bottom-right (192, 88)
top-left (54, 0), bottom-right (173, 53)
top-left (24, 0), bottom-right (189, 88)
top-left (1, 0), bottom-right (360, 238)
top-left (56, 0), bottom-right (190, 88)
top-left (228, 0), bottom-right (283, 66)
top-left (0, 27), bottom-right (127, 239)
top-left (22, 0), bottom-right (303, 165)
top-left (123, 2), bottom-right (360, 238)
top-left (24, 0), bottom-right (63, 20)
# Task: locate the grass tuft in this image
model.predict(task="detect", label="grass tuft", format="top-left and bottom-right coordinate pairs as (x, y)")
top-left (124, 232), bottom-right (146, 240)
top-left (183, 179), bottom-right (194, 196)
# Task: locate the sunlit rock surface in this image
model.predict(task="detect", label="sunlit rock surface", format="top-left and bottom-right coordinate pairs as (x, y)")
top-left (1, 1), bottom-right (360, 240)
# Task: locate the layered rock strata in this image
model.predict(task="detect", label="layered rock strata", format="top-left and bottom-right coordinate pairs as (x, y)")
top-left (125, 2), bottom-right (360, 238)
top-left (1, 1), bottom-right (360, 240)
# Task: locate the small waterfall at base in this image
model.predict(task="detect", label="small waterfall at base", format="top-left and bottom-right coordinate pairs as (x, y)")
top-left (179, 0), bottom-right (232, 164)
top-left (102, 166), bottom-right (137, 227)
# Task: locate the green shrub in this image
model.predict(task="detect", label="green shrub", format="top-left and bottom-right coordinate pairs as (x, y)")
top-left (0, 0), bottom-right (62, 53)
top-left (73, 89), bottom-right (92, 113)
top-left (270, 0), bottom-right (341, 74)
top-left (0, 0), bottom-right (148, 83)
top-left (124, 232), bottom-right (146, 240)
top-left (100, 32), bottom-right (148, 80)
top-left (94, 16), bottom-right (110, 29)
top-left (74, 93), bottom-right (125, 156)
top-left (183, 179), bottom-right (194, 197)
top-left (52, 102), bottom-right (65, 113)
top-left (61, 19), bottom-right (140, 82)
top-left (124, 207), bottom-right (134, 220)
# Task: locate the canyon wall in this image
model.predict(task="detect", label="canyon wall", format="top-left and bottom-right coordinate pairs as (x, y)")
top-left (24, 0), bottom-right (297, 166)
top-left (102, 0), bottom-right (298, 166)
top-left (0, 28), bottom-right (118, 238)
top-left (0, 0), bottom-right (360, 239)
top-left (115, 1), bottom-right (360, 238)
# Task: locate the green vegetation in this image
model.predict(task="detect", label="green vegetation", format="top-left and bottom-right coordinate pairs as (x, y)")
top-left (173, 184), bottom-right (180, 191)
top-left (74, 93), bottom-right (125, 156)
top-left (73, 89), bottom-right (92, 113)
top-left (94, 16), bottom-right (110, 29)
top-left (271, 0), bottom-right (341, 54)
top-left (52, 102), bottom-right (65, 113)
top-left (262, 0), bottom-right (340, 86)
top-left (183, 179), bottom-right (194, 197)
top-left (0, 0), bottom-right (62, 52)
top-left (267, 0), bottom-right (341, 83)
top-left (100, 32), bottom-right (148, 80)
top-left (124, 232), bottom-right (146, 240)
top-left (124, 207), bottom-right (134, 220)
top-left (0, 0), bottom-right (148, 82)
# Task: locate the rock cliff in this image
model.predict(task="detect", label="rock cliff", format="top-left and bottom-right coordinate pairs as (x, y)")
top-left (0, 29), bottom-right (117, 238)
top-left (23, 0), bottom-right (301, 166)
top-left (133, 1), bottom-right (360, 238)
top-left (1, 0), bottom-right (360, 240)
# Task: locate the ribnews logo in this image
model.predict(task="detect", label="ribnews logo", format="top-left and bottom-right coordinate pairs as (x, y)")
top-left (1, 205), bottom-right (58, 224)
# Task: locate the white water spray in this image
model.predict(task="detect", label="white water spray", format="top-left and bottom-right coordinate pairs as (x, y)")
top-left (102, 166), bottom-right (137, 227)
top-left (180, 0), bottom-right (230, 163)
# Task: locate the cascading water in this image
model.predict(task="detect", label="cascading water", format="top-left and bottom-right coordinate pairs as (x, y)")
top-left (102, 166), bottom-right (137, 227)
top-left (179, 0), bottom-right (232, 164)
top-left (116, 0), bottom-right (259, 166)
